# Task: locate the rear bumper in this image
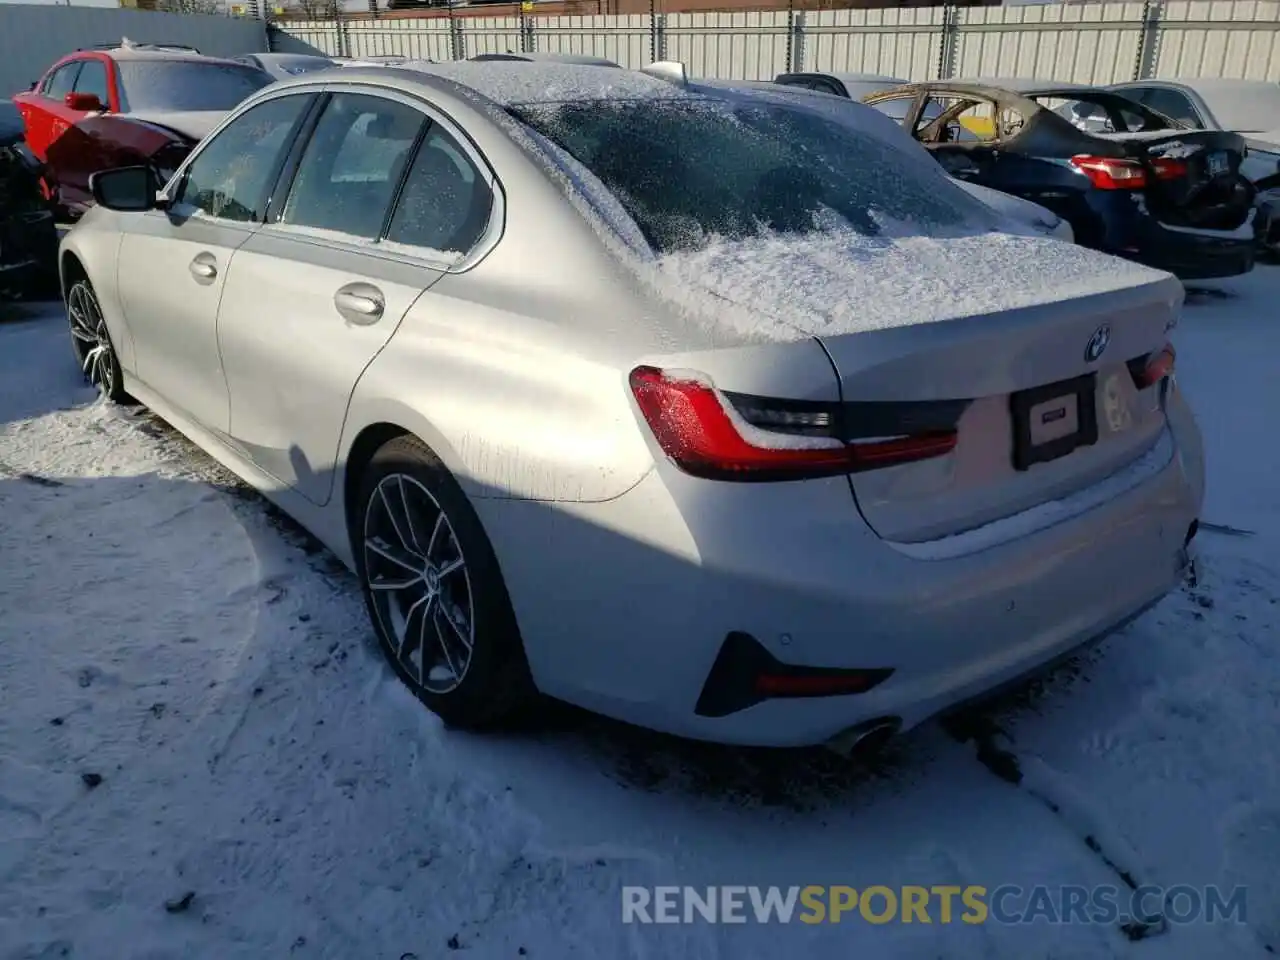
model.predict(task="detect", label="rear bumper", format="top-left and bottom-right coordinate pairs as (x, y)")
top-left (1081, 193), bottom-right (1255, 280)
top-left (1254, 195), bottom-right (1280, 253)
top-left (1121, 224), bottom-right (1255, 281)
top-left (483, 412), bottom-right (1203, 747)
top-left (0, 209), bottom-right (58, 293)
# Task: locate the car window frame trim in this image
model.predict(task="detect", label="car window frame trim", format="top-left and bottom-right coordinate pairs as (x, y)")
top-left (253, 80), bottom-right (504, 275)
top-left (164, 89), bottom-right (320, 225)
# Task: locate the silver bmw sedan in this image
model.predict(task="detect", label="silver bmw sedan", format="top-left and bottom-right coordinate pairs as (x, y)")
top-left (58, 60), bottom-right (1204, 748)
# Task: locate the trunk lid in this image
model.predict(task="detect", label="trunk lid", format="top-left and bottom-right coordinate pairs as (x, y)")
top-left (653, 229), bottom-right (1182, 545)
top-left (1095, 129), bottom-right (1254, 229)
top-left (817, 283), bottom-right (1177, 543)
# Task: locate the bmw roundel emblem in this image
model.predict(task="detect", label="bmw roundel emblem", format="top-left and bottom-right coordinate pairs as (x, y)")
top-left (1085, 324), bottom-right (1111, 363)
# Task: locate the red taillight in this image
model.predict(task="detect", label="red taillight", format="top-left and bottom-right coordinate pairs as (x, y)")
top-left (1070, 155), bottom-right (1187, 190)
top-left (1129, 344), bottom-right (1176, 389)
top-left (628, 366), bottom-right (957, 482)
top-left (1150, 157), bottom-right (1188, 180)
top-left (1070, 155), bottom-right (1148, 190)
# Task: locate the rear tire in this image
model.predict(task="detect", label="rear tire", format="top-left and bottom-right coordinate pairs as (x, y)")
top-left (354, 435), bottom-right (535, 729)
top-left (66, 276), bottom-right (131, 404)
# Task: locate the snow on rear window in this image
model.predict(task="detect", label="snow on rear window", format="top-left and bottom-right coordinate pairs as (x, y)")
top-left (117, 61), bottom-right (273, 113)
top-left (510, 98), bottom-right (991, 253)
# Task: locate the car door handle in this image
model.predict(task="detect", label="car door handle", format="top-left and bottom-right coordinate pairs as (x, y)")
top-left (334, 283), bottom-right (385, 325)
top-left (189, 253), bottom-right (217, 281)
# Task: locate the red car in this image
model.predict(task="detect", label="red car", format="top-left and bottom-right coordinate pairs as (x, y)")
top-left (13, 41), bottom-right (273, 218)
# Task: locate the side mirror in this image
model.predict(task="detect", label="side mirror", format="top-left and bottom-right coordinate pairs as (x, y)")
top-left (64, 91), bottom-right (105, 112)
top-left (90, 166), bottom-right (159, 212)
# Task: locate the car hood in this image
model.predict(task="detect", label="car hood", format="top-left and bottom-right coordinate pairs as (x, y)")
top-left (645, 228), bottom-right (1175, 343)
top-left (125, 110), bottom-right (228, 142)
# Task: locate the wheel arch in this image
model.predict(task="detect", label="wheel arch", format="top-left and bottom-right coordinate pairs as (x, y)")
top-left (339, 403), bottom-right (483, 553)
top-left (60, 248), bottom-right (87, 297)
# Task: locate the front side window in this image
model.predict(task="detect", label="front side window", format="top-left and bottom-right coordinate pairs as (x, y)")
top-left (116, 61), bottom-right (273, 114)
top-left (73, 60), bottom-right (111, 108)
top-left (282, 93), bottom-right (426, 239)
top-left (385, 127), bottom-right (492, 255)
top-left (44, 63), bottom-right (82, 100)
top-left (513, 97), bottom-right (988, 253)
top-left (176, 95), bottom-right (311, 222)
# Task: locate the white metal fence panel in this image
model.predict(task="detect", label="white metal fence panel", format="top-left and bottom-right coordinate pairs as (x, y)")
top-left (950, 2), bottom-right (1147, 84)
top-left (0, 4), bottom-right (267, 100)
top-left (533, 15), bottom-right (653, 68)
top-left (461, 15), bottom-right (528, 57)
top-left (270, 0), bottom-right (1280, 86)
top-left (803, 8), bottom-right (945, 82)
top-left (1153, 0), bottom-right (1280, 80)
top-left (271, 19), bottom-right (344, 56)
top-left (663, 12), bottom-right (790, 80)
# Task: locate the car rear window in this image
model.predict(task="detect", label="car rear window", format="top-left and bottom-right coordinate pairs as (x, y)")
top-left (1032, 92), bottom-right (1168, 134)
top-left (510, 97), bottom-right (986, 253)
top-left (117, 61), bottom-right (273, 113)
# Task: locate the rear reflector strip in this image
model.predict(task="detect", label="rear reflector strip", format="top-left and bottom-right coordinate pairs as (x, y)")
top-left (694, 631), bottom-right (894, 718)
top-left (629, 366), bottom-right (961, 482)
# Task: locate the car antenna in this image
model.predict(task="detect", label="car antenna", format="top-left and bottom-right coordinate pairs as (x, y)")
top-left (641, 60), bottom-right (688, 88)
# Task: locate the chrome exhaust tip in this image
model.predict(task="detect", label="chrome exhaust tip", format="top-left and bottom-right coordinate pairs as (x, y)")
top-left (826, 717), bottom-right (901, 758)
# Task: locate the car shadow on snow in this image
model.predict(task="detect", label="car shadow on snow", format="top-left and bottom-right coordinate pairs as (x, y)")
top-left (114, 401), bottom-right (1133, 815)
top-left (0, 299), bottom-right (99, 429)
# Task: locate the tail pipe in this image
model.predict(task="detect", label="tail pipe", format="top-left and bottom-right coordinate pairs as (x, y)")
top-left (826, 716), bottom-right (901, 758)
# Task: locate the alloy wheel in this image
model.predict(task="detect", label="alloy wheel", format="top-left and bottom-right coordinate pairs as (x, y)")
top-left (363, 473), bottom-right (476, 695)
top-left (67, 282), bottom-right (117, 398)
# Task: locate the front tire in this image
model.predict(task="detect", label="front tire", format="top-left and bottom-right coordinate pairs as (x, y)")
top-left (355, 435), bottom-right (535, 729)
top-left (66, 277), bottom-right (130, 404)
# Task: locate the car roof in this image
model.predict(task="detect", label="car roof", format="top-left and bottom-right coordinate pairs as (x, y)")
top-left (90, 45), bottom-right (249, 68)
top-left (1111, 77), bottom-right (1277, 95)
top-left (779, 71), bottom-right (905, 85)
top-left (469, 52), bottom-right (621, 67)
top-left (247, 52), bottom-right (335, 63)
top-left (322, 60), bottom-right (680, 106)
top-left (947, 77), bottom-right (1101, 94)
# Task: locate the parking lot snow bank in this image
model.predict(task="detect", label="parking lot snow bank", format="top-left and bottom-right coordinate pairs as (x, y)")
top-left (0, 270), bottom-right (1278, 960)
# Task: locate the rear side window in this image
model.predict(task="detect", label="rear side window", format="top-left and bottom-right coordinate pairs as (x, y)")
top-left (43, 62), bottom-right (82, 99)
top-left (176, 95), bottom-right (311, 222)
top-left (512, 97), bottom-right (984, 253)
top-left (282, 93), bottom-right (426, 239)
top-left (73, 60), bottom-right (111, 107)
top-left (385, 127), bottom-right (492, 254)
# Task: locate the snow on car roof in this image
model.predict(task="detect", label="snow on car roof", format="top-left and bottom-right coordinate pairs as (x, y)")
top-left (397, 60), bottom-right (688, 105)
top-left (102, 45), bottom-right (246, 67)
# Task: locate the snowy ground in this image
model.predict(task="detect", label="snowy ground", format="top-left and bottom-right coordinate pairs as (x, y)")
top-left (0, 270), bottom-right (1277, 960)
